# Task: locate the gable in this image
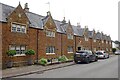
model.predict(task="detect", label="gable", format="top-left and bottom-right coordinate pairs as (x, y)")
top-left (66, 21), bottom-right (74, 34)
top-left (83, 27), bottom-right (89, 38)
top-left (44, 12), bottom-right (56, 31)
top-left (7, 3), bottom-right (29, 24)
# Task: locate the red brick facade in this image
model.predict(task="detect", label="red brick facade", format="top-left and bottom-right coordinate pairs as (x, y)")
top-left (1, 3), bottom-right (112, 69)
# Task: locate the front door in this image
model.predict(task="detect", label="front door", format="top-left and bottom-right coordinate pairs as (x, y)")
top-left (78, 47), bottom-right (81, 51)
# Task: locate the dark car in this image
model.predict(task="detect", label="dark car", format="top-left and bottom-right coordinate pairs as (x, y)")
top-left (74, 50), bottom-right (98, 64)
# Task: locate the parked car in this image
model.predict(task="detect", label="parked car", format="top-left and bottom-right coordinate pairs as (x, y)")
top-left (115, 50), bottom-right (120, 55)
top-left (96, 51), bottom-right (109, 59)
top-left (74, 50), bottom-right (98, 64)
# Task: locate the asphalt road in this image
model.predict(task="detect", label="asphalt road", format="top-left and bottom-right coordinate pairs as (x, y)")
top-left (15, 55), bottom-right (118, 78)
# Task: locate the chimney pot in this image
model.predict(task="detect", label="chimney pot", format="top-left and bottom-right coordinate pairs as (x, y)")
top-left (24, 3), bottom-right (29, 12)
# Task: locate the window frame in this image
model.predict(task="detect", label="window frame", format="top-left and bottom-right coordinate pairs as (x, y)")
top-left (46, 46), bottom-right (55, 54)
top-left (67, 34), bottom-right (73, 40)
top-left (67, 46), bottom-right (73, 53)
top-left (11, 22), bottom-right (27, 33)
top-left (85, 37), bottom-right (88, 41)
top-left (9, 45), bottom-right (26, 56)
top-left (46, 31), bottom-right (55, 37)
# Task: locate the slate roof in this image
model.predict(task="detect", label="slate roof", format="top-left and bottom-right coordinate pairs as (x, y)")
top-left (0, 3), bottom-right (14, 22)
top-left (26, 12), bottom-right (44, 29)
top-left (95, 32), bottom-right (102, 40)
top-left (0, 2), bottom-right (111, 41)
top-left (72, 25), bottom-right (84, 36)
top-left (88, 31), bottom-right (93, 38)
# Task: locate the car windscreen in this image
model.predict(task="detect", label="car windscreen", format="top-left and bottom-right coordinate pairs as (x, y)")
top-left (76, 51), bottom-right (87, 54)
top-left (96, 52), bottom-right (103, 55)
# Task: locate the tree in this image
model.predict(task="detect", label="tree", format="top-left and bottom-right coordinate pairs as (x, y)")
top-left (112, 48), bottom-right (116, 53)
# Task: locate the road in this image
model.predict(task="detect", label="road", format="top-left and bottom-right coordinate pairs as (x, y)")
top-left (14, 55), bottom-right (118, 78)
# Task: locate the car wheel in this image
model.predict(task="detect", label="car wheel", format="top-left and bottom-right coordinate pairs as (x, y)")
top-left (74, 60), bottom-right (78, 64)
top-left (104, 55), bottom-right (106, 59)
top-left (107, 55), bottom-right (109, 58)
top-left (86, 58), bottom-right (90, 64)
top-left (95, 57), bottom-right (98, 62)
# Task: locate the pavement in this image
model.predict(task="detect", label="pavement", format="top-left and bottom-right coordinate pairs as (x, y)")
top-left (15, 55), bottom-right (118, 78)
top-left (2, 60), bottom-right (75, 79)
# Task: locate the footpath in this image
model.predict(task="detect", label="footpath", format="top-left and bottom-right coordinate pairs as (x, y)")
top-left (2, 61), bottom-right (75, 79)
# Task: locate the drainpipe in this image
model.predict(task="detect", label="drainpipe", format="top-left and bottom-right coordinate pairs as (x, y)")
top-left (36, 29), bottom-right (39, 64)
top-left (61, 33), bottom-right (62, 56)
top-left (75, 36), bottom-right (76, 52)
top-left (91, 38), bottom-right (92, 51)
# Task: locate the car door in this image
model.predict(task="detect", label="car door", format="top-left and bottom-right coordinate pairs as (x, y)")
top-left (88, 51), bottom-right (94, 61)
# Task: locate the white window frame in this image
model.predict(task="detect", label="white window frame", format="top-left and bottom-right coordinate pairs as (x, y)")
top-left (67, 34), bottom-right (73, 40)
top-left (106, 41), bottom-right (108, 44)
top-left (17, 25), bottom-right (21, 32)
top-left (93, 39), bottom-right (96, 42)
top-left (46, 46), bottom-right (55, 54)
top-left (9, 45), bottom-right (26, 56)
top-left (94, 48), bottom-right (96, 52)
top-left (85, 37), bottom-right (88, 41)
top-left (46, 31), bottom-right (55, 37)
top-left (21, 26), bottom-right (26, 33)
top-left (67, 46), bottom-right (73, 53)
top-left (11, 24), bottom-right (17, 32)
top-left (109, 42), bottom-right (111, 45)
top-left (102, 40), bottom-right (104, 43)
top-left (11, 23), bottom-right (26, 33)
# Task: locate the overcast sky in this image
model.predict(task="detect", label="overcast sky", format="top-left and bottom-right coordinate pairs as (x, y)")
top-left (0, 0), bottom-right (119, 41)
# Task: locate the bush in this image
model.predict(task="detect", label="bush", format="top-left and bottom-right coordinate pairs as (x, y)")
top-left (25, 49), bottom-right (35, 55)
top-left (39, 58), bottom-right (48, 65)
top-left (7, 50), bottom-right (16, 56)
top-left (112, 48), bottom-right (116, 53)
top-left (58, 55), bottom-right (68, 62)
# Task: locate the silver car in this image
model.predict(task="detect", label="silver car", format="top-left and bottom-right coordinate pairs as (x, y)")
top-left (96, 51), bottom-right (109, 59)
top-left (115, 50), bottom-right (120, 55)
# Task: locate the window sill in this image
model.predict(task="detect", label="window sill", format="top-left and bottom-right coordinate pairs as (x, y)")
top-left (14, 54), bottom-right (26, 57)
top-left (46, 53), bottom-right (55, 55)
top-left (68, 52), bottom-right (73, 53)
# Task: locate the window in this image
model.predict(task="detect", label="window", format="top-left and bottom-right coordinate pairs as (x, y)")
top-left (17, 25), bottom-right (21, 32)
top-left (46, 31), bottom-right (55, 37)
top-left (9, 45), bottom-right (26, 56)
top-left (106, 48), bottom-right (108, 51)
top-left (11, 24), bottom-right (16, 32)
top-left (94, 48), bottom-right (96, 52)
top-left (85, 37), bottom-right (88, 41)
top-left (102, 40), bottom-right (104, 43)
top-left (11, 23), bottom-right (26, 33)
top-left (67, 34), bottom-right (73, 39)
top-left (109, 42), bottom-right (111, 45)
top-left (46, 46), bottom-right (55, 54)
top-left (93, 39), bottom-right (96, 42)
top-left (68, 46), bottom-right (73, 53)
top-left (106, 41), bottom-right (108, 44)
top-left (21, 26), bottom-right (26, 33)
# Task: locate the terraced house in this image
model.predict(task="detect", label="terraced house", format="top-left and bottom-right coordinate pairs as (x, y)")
top-left (0, 3), bottom-right (112, 69)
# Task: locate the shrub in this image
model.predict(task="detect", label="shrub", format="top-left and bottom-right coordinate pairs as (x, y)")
top-left (39, 58), bottom-right (48, 65)
top-left (58, 55), bottom-right (68, 62)
top-left (7, 50), bottom-right (16, 56)
top-left (112, 48), bottom-right (116, 53)
top-left (25, 49), bottom-right (35, 55)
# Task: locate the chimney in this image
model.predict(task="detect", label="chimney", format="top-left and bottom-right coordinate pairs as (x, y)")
top-left (61, 17), bottom-right (66, 24)
top-left (77, 22), bottom-right (81, 28)
top-left (24, 3), bottom-right (29, 12)
top-left (47, 11), bottom-right (51, 16)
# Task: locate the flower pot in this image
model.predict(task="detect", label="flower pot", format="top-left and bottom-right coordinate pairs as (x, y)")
top-left (27, 59), bottom-right (33, 65)
top-left (7, 61), bottom-right (13, 68)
